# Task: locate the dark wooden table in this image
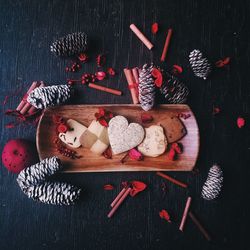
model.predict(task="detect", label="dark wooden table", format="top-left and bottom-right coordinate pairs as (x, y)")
top-left (0, 1), bottom-right (249, 249)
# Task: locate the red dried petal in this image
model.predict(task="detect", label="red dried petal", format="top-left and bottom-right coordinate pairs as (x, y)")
top-left (172, 65), bottom-right (183, 75)
top-left (141, 113), bottom-right (153, 123)
top-left (215, 57), bottom-right (230, 68)
top-left (212, 107), bottom-right (221, 115)
top-left (95, 71), bottom-right (106, 81)
top-left (151, 68), bottom-right (163, 87)
top-left (98, 108), bottom-right (105, 116)
top-left (237, 117), bottom-right (245, 128)
top-left (57, 124), bottom-right (68, 133)
top-left (107, 67), bottom-right (116, 76)
top-left (99, 118), bottom-right (108, 127)
top-left (130, 181), bottom-right (147, 197)
top-left (96, 54), bottom-right (106, 67)
top-left (171, 143), bottom-right (183, 154)
top-left (103, 147), bottom-right (112, 159)
top-left (159, 209), bottom-right (171, 223)
top-left (78, 53), bottom-right (88, 62)
top-left (168, 148), bottom-right (176, 160)
top-left (151, 22), bottom-right (159, 34)
top-left (128, 148), bottom-right (143, 161)
top-left (103, 184), bottom-right (114, 190)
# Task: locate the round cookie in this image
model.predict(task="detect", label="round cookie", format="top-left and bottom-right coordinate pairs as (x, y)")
top-left (138, 125), bottom-right (167, 157)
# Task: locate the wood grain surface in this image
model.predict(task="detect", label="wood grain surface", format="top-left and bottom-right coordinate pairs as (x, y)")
top-left (0, 1), bottom-right (249, 250)
top-left (37, 104), bottom-right (199, 172)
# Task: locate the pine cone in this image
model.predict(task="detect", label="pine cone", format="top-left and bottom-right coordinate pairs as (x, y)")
top-left (189, 49), bottom-right (211, 80)
top-left (201, 164), bottom-right (223, 200)
top-left (17, 156), bottom-right (61, 191)
top-left (50, 32), bottom-right (88, 57)
top-left (27, 84), bottom-right (72, 109)
top-left (139, 63), bottom-right (156, 111)
top-left (160, 72), bottom-right (189, 104)
top-left (24, 182), bottom-right (81, 205)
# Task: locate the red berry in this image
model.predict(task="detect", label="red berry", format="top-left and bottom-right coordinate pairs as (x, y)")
top-left (57, 124), bottom-right (68, 133)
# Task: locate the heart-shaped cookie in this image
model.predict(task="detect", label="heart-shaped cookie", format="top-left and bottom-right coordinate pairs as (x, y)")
top-left (59, 119), bottom-right (87, 148)
top-left (108, 116), bottom-right (145, 155)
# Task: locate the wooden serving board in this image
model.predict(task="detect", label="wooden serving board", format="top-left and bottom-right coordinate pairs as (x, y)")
top-left (36, 104), bottom-right (199, 172)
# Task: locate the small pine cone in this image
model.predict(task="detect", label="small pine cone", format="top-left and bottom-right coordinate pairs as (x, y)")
top-left (50, 32), bottom-right (88, 57)
top-left (201, 164), bottom-right (223, 200)
top-left (24, 181), bottom-right (81, 205)
top-left (17, 156), bottom-right (61, 191)
top-left (139, 63), bottom-right (156, 111)
top-left (160, 72), bottom-right (189, 104)
top-left (27, 84), bottom-right (72, 109)
top-left (189, 49), bottom-right (211, 80)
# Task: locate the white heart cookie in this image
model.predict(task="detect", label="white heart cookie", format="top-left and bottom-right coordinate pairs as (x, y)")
top-left (138, 125), bottom-right (167, 157)
top-left (59, 119), bottom-right (87, 148)
top-left (108, 116), bottom-right (145, 155)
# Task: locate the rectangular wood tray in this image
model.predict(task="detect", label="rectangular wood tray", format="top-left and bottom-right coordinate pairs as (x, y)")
top-left (36, 104), bottom-right (199, 172)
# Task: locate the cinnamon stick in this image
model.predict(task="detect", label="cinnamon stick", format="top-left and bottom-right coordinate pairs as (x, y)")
top-left (160, 28), bottom-right (173, 62)
top-left (189, 211), bottom-right (211, 241)
top-left (156, 172), bottom-right (187, 188)
top-left (124, 68), bottom-right (139, 104)
top-left (179, 197), bottom-right (192, 231)
top-left (108, 187), bottom-right (132, 218)
top-left (130, 24), bottom-right (154, 50)
top-left (16, 81), bottom-right (39, 112)
top-left (110, 188), bottom-right (127, 207)
top-left (88, 83), bottom-right (122, 96)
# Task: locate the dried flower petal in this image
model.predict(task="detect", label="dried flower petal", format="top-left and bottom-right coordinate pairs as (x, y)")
top-left (171, 142), bottom-right (183, 154)
top-left (98, 118), bottom-right (108, 127)
top-left (95, 71), bottom-right (106, 81)
top-left (151, 22), bottom-right (159, 34)
top-left (128, 148), bottom-right (143, 161)
top-left (78, 53), bottom-right (88, 62)
top-left (172, 65), bottom-right (183, 74)
top-left (130, 181), bottom-right (147, 197)
top-left (237, 117), bottom-right (245, 128)
top-left (107, 67), bottom-right (116, 76)
top-left (159, 209), bottom-right (171, 223)
top-left (152, 68), bottom-right (163, 87)
top-left (103, 184), bottom-right (114, 190)
top-left (141, 113), bottom-right (153, 123)
top-left (168, 148), bottom-right (176, 160)
top-left (98, 108), bottom-right (105, 116)
top-left (103, 147), bottom-right (112, 159)
top-left (215, 57), bottom-right (230, 68)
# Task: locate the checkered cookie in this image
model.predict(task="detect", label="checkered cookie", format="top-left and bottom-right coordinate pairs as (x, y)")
top-left (79, 120), bottom-right (109, 155)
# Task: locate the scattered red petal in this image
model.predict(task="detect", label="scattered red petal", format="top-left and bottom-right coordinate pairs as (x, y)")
top-left (130, 181), bottom-right (147, 197)
top-left (103, 147), bottom-right (112, 159)
top-left (213, 107), bottom-right (221, 115)
top-left (172, 65), bottom-right (183, 75)
top-left (98, 118), bottom-right (108, 127)
top-left (159, 209), bottom-right (171, 223)
top-left (57, 123), bottom-right (68, 133)
top-left (78, 53), bottom-right (88, 62)
top-left (141, 113), bottom-right (153, 123)
top-left (151, 22), bottom-right (159, 34)
top-left (98, 108), bottom-right (105, 116)
top-left (171, 142), bottom-right (183, 154)
top-left (215, 57), bottom-right (230, 68)
top-left (107, 67), bottom-right (116, 76)
top-left (152, 68), bottom-right (163, 87)
top-left (168, 148), bottom-right (176, 160)
top-left (95, 71), bottom-right (106, 81)
top-left (237, 117), bottom-right (245, 128)
top-left (96, 54), bottom-right (106, 67)
top-left (128, 148), bottom-right (143, 161)
top-left (103, 184), bottom-right (114, 190)
top-left (5, 122), bottom-right (15, 128)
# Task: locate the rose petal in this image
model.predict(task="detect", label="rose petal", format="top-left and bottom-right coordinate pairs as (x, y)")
top-left (128, 148), bottom-right (143, 161)
top-left (151, 22), bottom-right (159, 34)
top-left (98, 108), bottom-right (105, 116)
top-left (107, 67), bottom-right (116, 76)
top-left (168, 148), bottom-right (176, 160)
top-left (95, 71), bottom-right (106, 81)
top-left (141, 113), bottom-right (153, 123)
top-left (171, 143), bottom-right (183, 154)
top-left (215, 57), bottom-right (230, 68)
top-left (130, 181), bottom-right (147, 197)
top-left (151, 68), bottom-right (163, 87)
top-left (172, 65), bottom-right (183, 74)
top-left (103, 184), bottom-right (114, 190)
top-left (99, 119), bottom-right (108, 127)
top-left (103, 147), bottom-right (112, 159)
top-left (159, 209), bottom-right (171, 222)
top-left (237, 117), bottom-right (245, 128)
